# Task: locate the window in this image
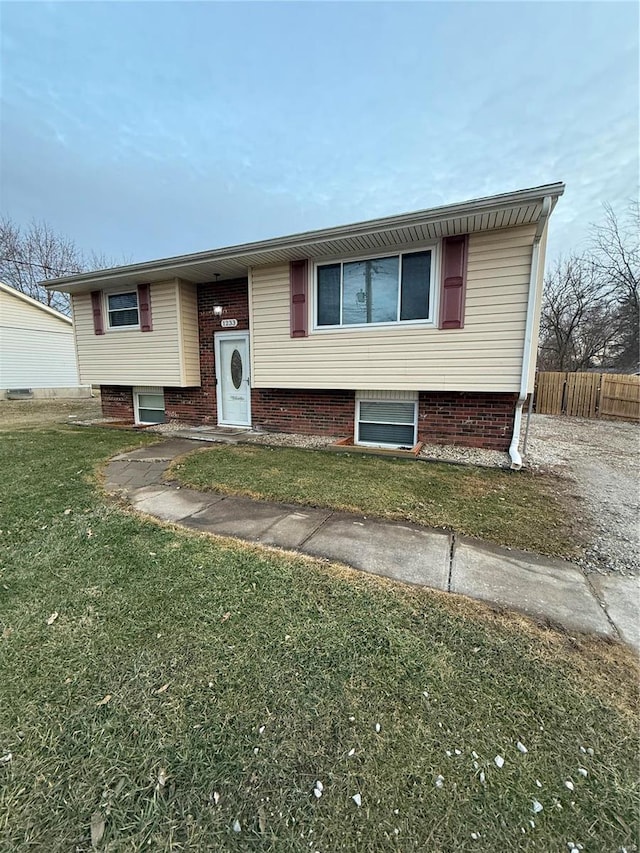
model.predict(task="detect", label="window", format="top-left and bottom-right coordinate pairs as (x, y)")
top-left (316, 249), bottom-right (433, 328)
top-left (134, 388), bottom-right (165, 425)
top-left (357, 400), bottom-right (417, 448)
top-left (108, 291), bottom-right (139, 328)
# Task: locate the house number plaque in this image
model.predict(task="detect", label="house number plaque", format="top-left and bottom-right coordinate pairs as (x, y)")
top-left (221, 319), bottom-right (238, 328)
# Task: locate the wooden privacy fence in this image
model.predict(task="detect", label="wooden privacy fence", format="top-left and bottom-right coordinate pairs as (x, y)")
top-left (600, 374), bottom-right (640, 420)
top-left (535, 372), bottom-right (640, 421)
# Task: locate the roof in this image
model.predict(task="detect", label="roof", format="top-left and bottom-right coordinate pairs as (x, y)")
top-left (46, 183), bottom-right (564, 294)
top-left (0, 281), bottom-right (73, 324)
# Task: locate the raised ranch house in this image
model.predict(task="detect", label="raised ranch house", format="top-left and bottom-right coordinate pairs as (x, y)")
top-left (46, 183), bottom-right (564, 467)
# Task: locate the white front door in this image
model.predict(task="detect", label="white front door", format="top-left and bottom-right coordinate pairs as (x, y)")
top-left (215, 332), bottom-right (251, 426)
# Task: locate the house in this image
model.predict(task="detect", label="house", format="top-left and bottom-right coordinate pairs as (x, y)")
top-left (45, 183), bottom-right (564, 467)
top-left (0, 282), bottom-right (89, 400)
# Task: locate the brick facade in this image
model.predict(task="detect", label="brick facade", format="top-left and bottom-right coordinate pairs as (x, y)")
top-left (252, 389), bottom-right (356, 436)
top-left (101, 385), bottom-right (134, 420)
top-left (251, 389), bottom-right (517, 449)
top-left (100, 276), bottom-right (518, 450)
top-left (164, 278), bottom-right (250, 424)
top-left (418, 391), bottom-right (518, 450)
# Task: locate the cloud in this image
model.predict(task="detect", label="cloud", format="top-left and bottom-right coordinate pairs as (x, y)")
top-left (0, 0), bottom-right (637, 265)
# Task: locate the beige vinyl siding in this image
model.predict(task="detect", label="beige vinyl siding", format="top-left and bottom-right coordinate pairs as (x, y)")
top-left (0, 289), bottom-right (79, 389)
top-left (356, 390), bottom-right (418, 401)
top-left (176, 281), bottom-right (201, 385)
top-left (73, 279), bottom-right (199, 387)
top-left (250, 225), bottom-right (535, 392)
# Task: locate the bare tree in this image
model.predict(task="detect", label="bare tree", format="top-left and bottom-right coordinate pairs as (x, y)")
top-left (590, 202), bottom-right (639, 372)
top-left (538, 255), bottom-right (620, 372)
top-left (539, 202), bottom-right (639, 373)
top-left (0, 217), bottom-right (111, 315)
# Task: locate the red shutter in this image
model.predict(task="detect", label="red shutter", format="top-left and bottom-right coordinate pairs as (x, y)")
top-left (290, 259), bottom-right (308, 338)
top-left (138, 283), bottom-right (153, 332)
top-left (439, 235), bottom-right (468, 329)
top-left (90, 291), bottom-right (104, 335)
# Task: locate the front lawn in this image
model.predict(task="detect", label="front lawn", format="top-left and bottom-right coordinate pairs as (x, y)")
top-left (171, 444), bottom-right (581, 557)
top-left (0, 427), bottom-right (637, 851)
top-left (0, 396), bottom-right (102, 430)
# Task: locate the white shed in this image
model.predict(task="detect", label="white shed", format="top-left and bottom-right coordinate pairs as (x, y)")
top-left (0, 282), bottom-right (89, 399)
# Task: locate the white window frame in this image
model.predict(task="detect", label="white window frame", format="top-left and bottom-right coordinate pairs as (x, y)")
top-left (355, 396), bottom-right (418, 449)
top-left (133, 386), bottom-right (165, 425)
top-left (312, 243), bottom-right (438, 333)
top-left (105, 289), bottom-right (140, 331)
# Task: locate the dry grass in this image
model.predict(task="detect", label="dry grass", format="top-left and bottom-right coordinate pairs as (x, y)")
top-left (1, 427), bottom-right (638, 851)
top-left (0, 396), bottom-right (102, 430)
top-left (171, 444), bottom-right (584, 557)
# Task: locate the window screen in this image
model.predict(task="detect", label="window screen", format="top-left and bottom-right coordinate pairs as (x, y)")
top-left (317, 264), bottom-right (341, 326)
top-left (400, 251), bottom-right (431, 321)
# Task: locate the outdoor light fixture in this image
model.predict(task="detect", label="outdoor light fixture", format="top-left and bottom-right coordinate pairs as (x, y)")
top-left (212, 274), bottom-right (223, 316)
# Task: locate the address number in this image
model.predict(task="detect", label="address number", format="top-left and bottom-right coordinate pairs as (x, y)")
top-left (221, 319), bottom-right (238, 328)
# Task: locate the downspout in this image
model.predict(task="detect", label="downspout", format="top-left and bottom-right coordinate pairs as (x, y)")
top-left (509, 196), bottom-right (552, 470)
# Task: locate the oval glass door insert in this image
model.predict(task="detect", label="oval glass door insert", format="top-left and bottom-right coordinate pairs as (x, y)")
top-left (230, 349), bottom-right (243, 389)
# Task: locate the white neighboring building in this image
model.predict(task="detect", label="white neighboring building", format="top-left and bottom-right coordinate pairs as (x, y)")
top-left (0, 281), bottom-right (90, 399)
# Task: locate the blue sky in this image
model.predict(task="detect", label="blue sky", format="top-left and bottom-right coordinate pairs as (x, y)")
top-left (1, 1), bottom-right (637, 267)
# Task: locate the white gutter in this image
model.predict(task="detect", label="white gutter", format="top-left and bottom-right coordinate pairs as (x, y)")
top-left (509, 195), bottom-right (552, 470)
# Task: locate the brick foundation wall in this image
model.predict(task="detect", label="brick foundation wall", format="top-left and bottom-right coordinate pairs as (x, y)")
top-left (418, 391), bottom-right (518, 451)
top-left (102, 381), bottom-right (516, 449)
top-left (101, 385), bottom-right (134, 420)
top-left (164, 278), bottom-right (250, 424)
top-left (250, 389), bottom-right (516, 448)
top-left (252, 389), bottom-right (356, 436)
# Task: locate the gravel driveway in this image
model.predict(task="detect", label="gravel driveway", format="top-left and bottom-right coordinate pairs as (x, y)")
top-left (526, 414), bottom-right (640, 576)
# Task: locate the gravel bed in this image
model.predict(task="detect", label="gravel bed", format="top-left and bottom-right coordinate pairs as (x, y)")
top-left (419, 442), bottom-right (510, 469)
top-left (149, 423), bottom-right (340, 448)
top-left (526, 414), bottom-right (640, 576)
top-left (243, 431), bottom-right (340, 450)
top-left (150, 422), bottom-right (511, 465)
top-left (146, 421), bottom-right (515, 465)
top-left (245, 430), bottom-right (512, 465)
top-left (150, 421), bottom-right (201, 435)
top-left (247, 433), bottom-right (512, 466)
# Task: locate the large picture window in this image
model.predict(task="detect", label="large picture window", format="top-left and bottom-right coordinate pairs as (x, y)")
top-left (107, 291), bottom-right (139, 328)
top-left (316, 249), bottom-right (433, 328)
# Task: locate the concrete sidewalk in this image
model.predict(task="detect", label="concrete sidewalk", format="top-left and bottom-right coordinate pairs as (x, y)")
top-left (105, 439), bottom-right (640, 652)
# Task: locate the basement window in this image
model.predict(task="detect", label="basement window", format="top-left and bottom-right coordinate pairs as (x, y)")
top-left (356, 399), bottom-right (417, 448)
top-left (134, 387), bottom-right (165, 425)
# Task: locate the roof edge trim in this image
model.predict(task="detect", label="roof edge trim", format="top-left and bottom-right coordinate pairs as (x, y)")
top-left (0, 281), bottom-right (73, 323)
top-left (46, 182), bottom-right (565, 293)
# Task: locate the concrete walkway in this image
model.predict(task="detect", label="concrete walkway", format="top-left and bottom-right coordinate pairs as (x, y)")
top-left (105, 439), bottom-right (640, 652)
